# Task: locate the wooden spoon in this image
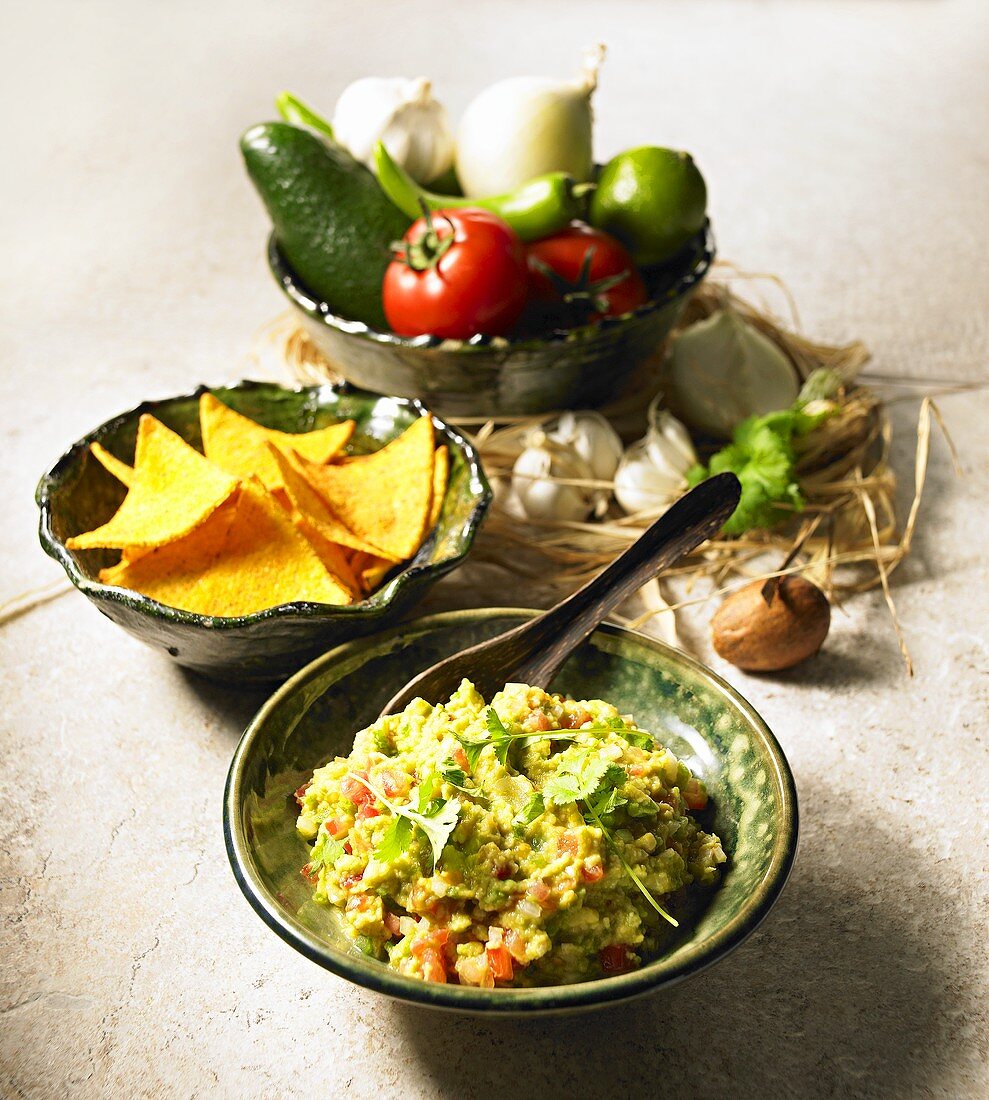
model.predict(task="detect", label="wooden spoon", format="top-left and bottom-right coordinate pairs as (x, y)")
top-left (379, 472), bottom-right (740, 716)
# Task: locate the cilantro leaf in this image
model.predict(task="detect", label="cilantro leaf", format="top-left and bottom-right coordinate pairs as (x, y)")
top-left (307, 831), bottom-right (345, 873)
top-left (688, 401), bottom-right (834, 536)
top-left (375, 815), bottom-right (413, 862)
top-left (513, 792), bottom-right (545, 828)
top-left (543, 751), bottom-right (677, 928)
top-left (456, 735), bottom-right (486, 772)
top-left (456, 707), bottom-right (576, 772)
top-left (621, 728), bottom-right (655, 750)
top-left (348, 772), bottom-right (460, 870)
top-left (544, 750), bottom-right (625, 807)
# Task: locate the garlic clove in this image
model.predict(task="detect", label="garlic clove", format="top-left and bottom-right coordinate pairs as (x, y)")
top-left (511, 432), bottom-right (596, 522)
top-left (547, 411), bottom-right (623, 482)
top-left (614, 439), bottom-right (682, 516)
top-left (332, 76), bottom-right (455, 184)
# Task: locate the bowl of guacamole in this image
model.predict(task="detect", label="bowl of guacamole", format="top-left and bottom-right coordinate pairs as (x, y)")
top-left (225, 609), bottom-right (797, 1013)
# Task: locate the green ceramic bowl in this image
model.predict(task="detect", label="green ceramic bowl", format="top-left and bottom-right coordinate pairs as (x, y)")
top-left (224, 608), bottom-right (797, 1014)
top-left (269, 225), bottom-right (714, 418)
top-left (36, 381), bottom-right (491, 683)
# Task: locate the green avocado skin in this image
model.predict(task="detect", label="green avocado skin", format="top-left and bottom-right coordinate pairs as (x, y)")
top-left (241, 122), bottom-right (409, 330)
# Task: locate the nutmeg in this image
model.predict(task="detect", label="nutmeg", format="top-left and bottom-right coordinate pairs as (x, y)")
top-left (711, 575), bottom-right (831, 672)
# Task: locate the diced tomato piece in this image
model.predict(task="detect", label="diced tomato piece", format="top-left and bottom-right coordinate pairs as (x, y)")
top-left (346, 894), bottom-right (374, 912)
top-left (381, 769), bottom-right (409, 798)
top-left (526, 710), bottom-right (554, 732)
top-left (495, 864), bottom-right (512, 881)
top-left (683, 779), bottom-right (708, 811)
top-left (301, 863), bottom-right (318, 884)
top-left (582, 862), bottom-right (605, 884)
top-left (526, 880), bottom-right (551, 904)
top-left (486, 945), bottom-right (514, 982)
top-left (293, 782), bottom-right (311, 807)
top-left (452, 746), bottom-right (470, 772)
top-left (411, 928), bottom-right (449, 957)
top-left (629, 764), bottom-right (647, 777)
top-left (504, 928), bottom-right (528, 963)
top-left (357, 802), bottom-right (381, 821)
top-left (341, 772), bottom-right (374, 807)
top-left (599, 944), bottom-right (634, 974)
top-left (324, 816), bottom-right (348, 838)
top-left (340, 872), bottom-right (364, 890)
top-left (562, 708), bottom-right (592, 730)
top-left (557, 831), bottom-right (580, 857)
top-left (383, 911), bottom-right (403, 937)
top-left (420, 947), bottom-right (447, 983)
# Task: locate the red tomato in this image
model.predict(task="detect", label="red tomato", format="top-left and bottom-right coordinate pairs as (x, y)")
top-left (341, 772), bottom-right (374, 807)
top-left (683, 778), bottom-right (708, 811)
top-left (582, 862), bottom-right (605, 885)
top-left (599, 944), bottom-right (634, 975)
top-left (525, 223), bottom-right (648, 328)
top-left (486, 945), bottom-right (514, 982)
top-left (383, 208), bottom-right (528, 339)
top-left (420, 947), bottom-right (448, 984)
top-left (557, 831), bottom-right (580, 857)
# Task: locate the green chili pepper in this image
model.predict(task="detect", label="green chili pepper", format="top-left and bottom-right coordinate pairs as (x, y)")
top-left (275, 91), bottom-right (335, 140)
top-left (373, 141), bottom-right (592, 242)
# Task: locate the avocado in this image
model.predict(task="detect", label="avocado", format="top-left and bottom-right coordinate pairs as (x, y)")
top-left (241, 122), bottom-right (409, 330)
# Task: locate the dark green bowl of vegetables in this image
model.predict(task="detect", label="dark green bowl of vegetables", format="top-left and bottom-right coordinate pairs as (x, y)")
top-left (36, 381), bottom-right (491, 683)
top-left (269, 226), bottom-right (714, 419)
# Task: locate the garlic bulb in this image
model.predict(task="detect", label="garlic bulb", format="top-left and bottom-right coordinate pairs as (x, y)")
top-left (614, 403), bottom-right (697, 516)
top-left (511, 430), bottom-right (596, 522)
top-left (546, 411), bottom-right (623, 482)
top-left (455, 45), bottom-right (604, 196)
top-left (666, 307), bottom-right (800, 440)
top-left (332, 77), bottom-right (454, 184)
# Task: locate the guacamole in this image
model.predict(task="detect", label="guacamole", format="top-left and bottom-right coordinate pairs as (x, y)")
top-left (296, 680), bottom-right (725, 987)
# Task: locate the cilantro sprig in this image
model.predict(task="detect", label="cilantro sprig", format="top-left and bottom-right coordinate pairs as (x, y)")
top-left (545, 749), bottom-right (678, 927)
top-left (348, 771), bottom-right (461, 870)
top-left (305, 831), bottom-right (345, 877)
top-left (687, 401), bottom-right (833, 536)
top-left (455, 708), bottom-right (577, 770)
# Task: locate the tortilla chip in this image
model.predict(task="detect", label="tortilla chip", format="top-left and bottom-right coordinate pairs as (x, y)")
top-left (292, 416), bottom-right (435, 561)
top-left (100, 481), bottom-right (353, 615)
top-left (428, 445), bottom-right (448, 530)
top-left (360, 556), bottom-right (395, 592)
top-left (268, 445), bottom-right (398, 561)
top-left (67, 415), bottom-right (238, 551)
top-left (292, 516), bottom-right (361, 598)
top-left (199, 393), bottom-right (354, 492)
top-left (90, 442), bottom-right (134, 487)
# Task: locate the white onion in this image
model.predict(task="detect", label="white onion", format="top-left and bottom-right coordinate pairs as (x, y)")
top-left (455, 45), bottom-right (604, 196)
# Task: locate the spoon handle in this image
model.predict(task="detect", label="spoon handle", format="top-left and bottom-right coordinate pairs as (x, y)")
top-left (504, 472), bottom-right (740, 688)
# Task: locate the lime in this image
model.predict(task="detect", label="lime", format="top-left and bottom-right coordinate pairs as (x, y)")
top-left (589, 146), bottom-right (708, 266)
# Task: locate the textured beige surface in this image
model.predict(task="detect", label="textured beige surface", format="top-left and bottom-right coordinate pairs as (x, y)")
top-left (2, 2), bottom-right (988, 1097)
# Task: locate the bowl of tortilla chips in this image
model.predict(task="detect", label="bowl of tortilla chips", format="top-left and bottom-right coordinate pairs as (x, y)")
top-left (36, 381), bottom-right (491, 682)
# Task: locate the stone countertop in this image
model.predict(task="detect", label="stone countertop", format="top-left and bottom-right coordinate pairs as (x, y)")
top-left (1, 2), bottom-right (986, 1097)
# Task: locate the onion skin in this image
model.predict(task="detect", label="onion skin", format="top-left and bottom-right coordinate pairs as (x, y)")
top-left (711, 576), bottom-right (830, 672)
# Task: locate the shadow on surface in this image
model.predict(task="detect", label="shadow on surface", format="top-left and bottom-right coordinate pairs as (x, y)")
top-left (177, 666), bottom-right (274, 740)
top-left (393, 793), bottom-right (974, 1099)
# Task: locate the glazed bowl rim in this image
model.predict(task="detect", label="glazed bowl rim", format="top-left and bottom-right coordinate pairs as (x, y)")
top-left (223, 607), bottom-right (799, 1014)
